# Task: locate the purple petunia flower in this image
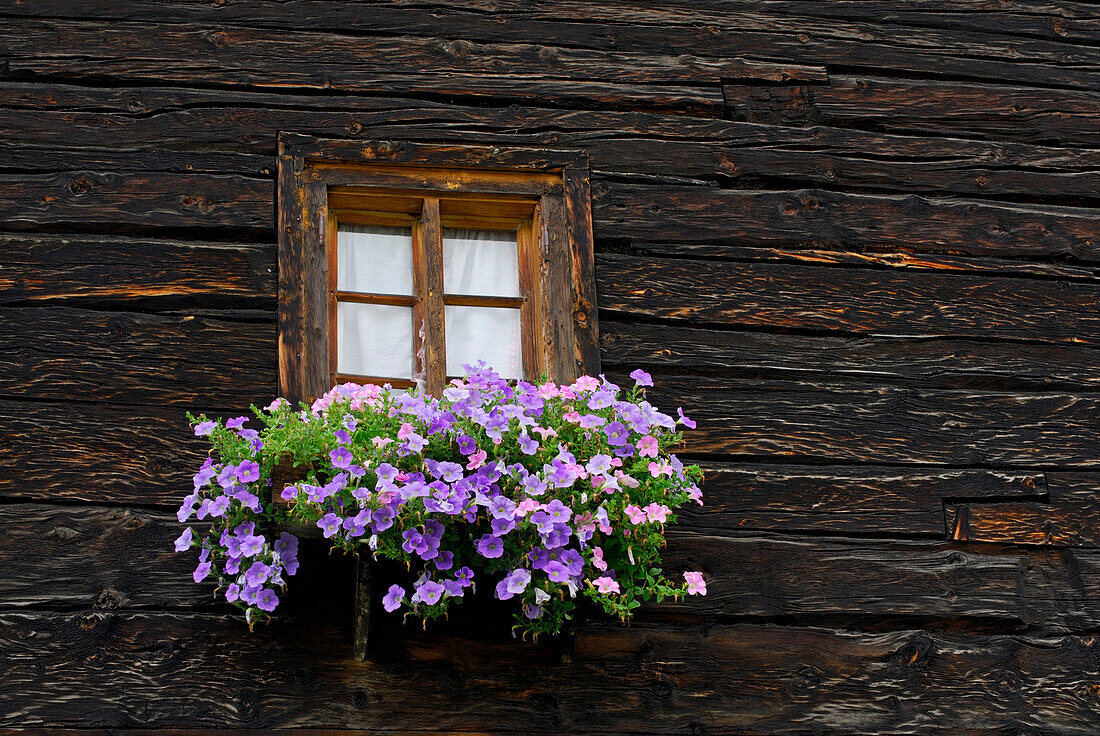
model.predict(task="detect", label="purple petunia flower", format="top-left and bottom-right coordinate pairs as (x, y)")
top-left (334, 429), bottom-right (351, 444)
top-left (544, 561), bottom-right (570, 583)
top-left (677, 407), bottom-right (697, 429)
top-left (330, 447), bottom-right (353, 469)
top-left (193, 420), bottom-right (217, 436)
top-left (412, 579), bottom-right (446, 605)
top-left (239, 534), bottom-right (265, 557)
top-left (244, 561), bottom-right (271, 587)
top-left (236, 460), bottom-right (260, 483)
top-left (383, 584), bottom-right (405, 612)
top-left (226, 416), bottom-right (249, 430)
top-left (317, 512), bottom-right (342, 539)
top-left (504, 568), bottom-right (531, 595)
top-left (518, 433), bottom-right (539, 455)
top-left (216, 465), bottom-right (238, 489)
top-left (455, 567), bottom-right (475, 587)
top-left (173, 527), bottom-right (193, 552)
top-left (544, 499), bottom-right (573, 524)
top-left (207, 495), bottom-right (231, 518)
top-left (256, 588), bottom-right (279, 612)
top-left (476, 534), bottom-right (504, 559)
top-left (603, 421), bottom-right (629, 447)
top-left (630, 369), bottom-right (654, 387)
top-left (193, 560), bottom-right (213, 583)
top-left (224, 583), bottom-right (241, 603)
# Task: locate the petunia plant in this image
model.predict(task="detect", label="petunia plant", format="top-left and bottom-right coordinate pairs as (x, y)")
top-left (177, 364), bottom-right (706, 638)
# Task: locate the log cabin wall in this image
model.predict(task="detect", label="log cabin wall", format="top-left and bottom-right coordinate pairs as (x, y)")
top-left (1, 2), bottom-right (1099, 733)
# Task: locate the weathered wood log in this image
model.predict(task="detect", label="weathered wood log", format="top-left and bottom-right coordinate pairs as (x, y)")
top-left (3, 6), bottom-right (1098, 88)
top-left (725, 76), bottom-right (1100, 146)
top-left (13, 501), bottom-right (1099, 630)
top-left (0, 401), bottom-right (209, 506)
top-left (947, 472), bottom-right (1100, 548)
top-left (7, 99), bottom-right (1099, 204)
top-left (621, 241), bottom-right (1100, 281)
top-left (2, 19), bottom-right (827, 88)
top-left (2, 611), bottom-right (1099, 733)
top-left (594, 185), bottom-right (1100, 262)
top-left (638, 375), bottom-right (1100, 467)
top-left (601, 320), bottom-right (1100, 392)
top-left (0, 233), bottom-right (276, 305)
top-left (595, 254), bottom-right (1100, 344)
top-left (0, 171), bottom-right (272, 234)
top-left (0, 307), bottom-right (276, 406)
top-left (686, 463), bottom-right (1043, 537)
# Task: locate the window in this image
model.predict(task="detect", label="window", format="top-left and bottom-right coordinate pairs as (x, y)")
top-left (276, 136), bottom-right (599, 401)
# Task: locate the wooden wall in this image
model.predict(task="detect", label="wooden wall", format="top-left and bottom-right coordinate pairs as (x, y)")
top-left (2, 2), bottom-right (1099, 733)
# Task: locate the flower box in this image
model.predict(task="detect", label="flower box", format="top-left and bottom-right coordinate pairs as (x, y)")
top-left (176, 366), bottom-right (707, 655)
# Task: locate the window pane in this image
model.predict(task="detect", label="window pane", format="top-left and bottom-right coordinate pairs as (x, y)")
top-left (337, 302), bottom-right (414, 378)
top-left (442, 228), bottom-right (520, 297)
top-left (445, 305), bottom-right (522, 379)
top-left (337, 224), bottom-right (414, 295)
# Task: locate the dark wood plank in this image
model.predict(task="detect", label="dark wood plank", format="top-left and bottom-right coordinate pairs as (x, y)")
top-left (621, 241), bottom-right (1100, 282)
top-left (595, 254), bottom-right (1100, 345)
top-left (0, 401), bottom-right (207, 506)
top-left (593, 185), bottom-right (1100, 262)
top-left (0, 142), bottom-right (272, 176)
top-left (725, 76), bottom-right (1100, 146)
top-left (5, 3), bottom-right (1098, 88)
top-left (0, 233), bottom-right (276, 306)
top-left (580, 134), bottom-right (1100, 202)
top-left (2, 18), bottom-right (827, 89)
top-left (685, 463), bottom-right (1043, 537)
top-left (600, 320), bottom-right (1100, 392)
top-left (2, 611), bottom-right (1099, 733)
top-left (642, 375), bottom-right (1100, 467)
top-left (0, 171), bottom-right (272, 234)
top-left (0, 307), bottom-right (276, 405)
top-left (564, 168), bottom-right (600, 377)
top-left (12, 501), bottom-right (1089, 629)
top-left (947, 472), bottom-right (1100, 548)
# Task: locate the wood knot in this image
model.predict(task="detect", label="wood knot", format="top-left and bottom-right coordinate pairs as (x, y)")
top-left (180, 194), bottom-right (216, 214)
top-left (443, 39), bottom-right (474, 58)
top-left (68, 175), bottom-right (93, 196)
top-left (50, 525), bottom-right (80, 542)
top-left (204, 30), bottom-right (230, 47)
top-left (74, 611), bottom-right (106, 631)
top-left (125, 97), bottom-right (147, 114)
top-left (94, 588), bottom-right (129, 610)
top-left (537, 46), bottom-right (559, 63)
top-left (1052, 18), bottom-right (1068, 36)
top-left (346, 120), bottom-right (363, 134)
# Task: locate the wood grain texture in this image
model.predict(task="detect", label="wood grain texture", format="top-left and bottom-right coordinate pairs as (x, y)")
top-left (2, 612), bottom-right (1099, 733)
top-left (600, 320), bottom-right (1100, 391)
top-left (595, 254), bottom-right (1100, 344)
top-left (13, 501), bottom-right (1098, 632)
top-left (641, 375), bottom-right (1100, 467)
top-left (947, 472), bottom-right (1100, 548)
top-left (686, 463), bottom-right (1043, 537)
top-left (0, 171), bottom-right (272, 234)
top-left (1, 18), bottom-right (827, 88)
top-left (4, 1), bottom-right (1097, 88)
top-left (0, 401), bottom-right (208, 506)
top-left (0, 233), bottom-right (276, 306)
top-left (725, 76), bottom-right (1100, 146)
top-left (0, 307), bottom-right (276, 405)
top-left (594, 184), bottom-right (1100, 261)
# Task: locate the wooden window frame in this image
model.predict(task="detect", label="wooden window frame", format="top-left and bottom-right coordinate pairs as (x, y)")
top-left (277, 135), bottom-right (600, 402)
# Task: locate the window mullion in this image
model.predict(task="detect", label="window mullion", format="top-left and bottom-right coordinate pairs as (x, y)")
top-left (421, 197), bottom-right (447, 396)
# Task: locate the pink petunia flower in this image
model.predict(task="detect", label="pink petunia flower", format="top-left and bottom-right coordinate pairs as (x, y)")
top-left (643, 502), bottom-right (670, 524)
top-left (592, 576), bottom-right (621, 594)
top-left (684, 571), bottom-right (707, 596)
top-left (592, 547), bottom-right (608, 571)
top-left (624, 505), bottom-right (648, 525)
top-left (637, 435), bottom-right (659, 458)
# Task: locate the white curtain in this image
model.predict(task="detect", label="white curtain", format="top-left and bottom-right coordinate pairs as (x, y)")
top-left (336, 225), bottom-right (415, 378)
top-left (338, 224), bottom-right (414, 295)
top-left (443, 229), bottom-right (522, 378)
top-left (442, 228), bottom-right (520, 296)
top-left (337, 302), bottom-right (414, 378)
